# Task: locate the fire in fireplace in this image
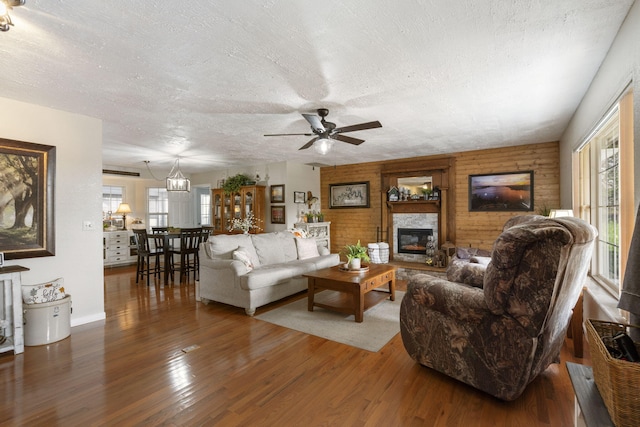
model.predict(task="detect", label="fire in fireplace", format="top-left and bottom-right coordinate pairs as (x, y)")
top-left (397, 228), bottom-right (433, 254)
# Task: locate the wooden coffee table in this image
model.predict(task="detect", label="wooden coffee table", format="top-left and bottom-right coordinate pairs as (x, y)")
top-left (303, 264), bottom-right (396, 323)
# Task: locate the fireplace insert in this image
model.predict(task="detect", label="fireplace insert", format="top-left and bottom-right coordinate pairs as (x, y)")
top-left (397, 228), bottom-right (433, 254)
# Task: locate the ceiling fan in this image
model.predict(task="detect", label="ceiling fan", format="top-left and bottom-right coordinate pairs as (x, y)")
top-left (264, 108), bottom-right (382, 153)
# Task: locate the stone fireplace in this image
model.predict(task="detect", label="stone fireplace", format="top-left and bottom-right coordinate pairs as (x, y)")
top-left (381, 156), bottom-right (453, 264)
top-left (393, 213), bottom-right (438, 262)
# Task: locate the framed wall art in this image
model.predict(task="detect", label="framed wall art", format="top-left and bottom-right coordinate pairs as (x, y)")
top-left (468, 171), bottom-right (533, 212)
top-left (329, 182), bottom-right (370, 209)
top-left (271, 205), bottom-right (285, 224)
top-left (0, 138), bottom-right (56, 259)
top-left (270, 184), bottom-right (285, 203)
top-left (293, 191), bottom-right (306, 204)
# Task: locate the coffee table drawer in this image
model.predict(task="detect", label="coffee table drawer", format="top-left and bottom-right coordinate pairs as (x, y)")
top-left (362, 271), bottom-right (394, 290)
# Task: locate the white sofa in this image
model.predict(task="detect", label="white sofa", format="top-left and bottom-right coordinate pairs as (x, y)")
top-left (198, 231), bottom-right (340, 315)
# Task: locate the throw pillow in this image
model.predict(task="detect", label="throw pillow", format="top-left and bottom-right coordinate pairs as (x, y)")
top-left (233, 249), bottom-right (254, 271)
top-left (22, 277), bottom-right (66, 305)
top-left (295, 237), bottom-right (319, 260)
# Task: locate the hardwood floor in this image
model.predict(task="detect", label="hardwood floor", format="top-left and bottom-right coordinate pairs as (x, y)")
top-left (0, 265), bottom-right (589, 426)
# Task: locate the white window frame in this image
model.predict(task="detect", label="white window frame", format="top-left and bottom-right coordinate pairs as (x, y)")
top-left (574, 90), bottom-right (634, 296)
top-left (102, 185), bottom-right (124, 218)
top-left (147, 187), bottom-right (169, 228)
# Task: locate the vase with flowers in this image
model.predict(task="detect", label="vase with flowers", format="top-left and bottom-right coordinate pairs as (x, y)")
top-left (228, 213), bottom-right (262, 234)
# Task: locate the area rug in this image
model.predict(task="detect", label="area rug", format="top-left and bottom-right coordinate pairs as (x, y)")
top-left (255, 291), bottom-right (405, 352)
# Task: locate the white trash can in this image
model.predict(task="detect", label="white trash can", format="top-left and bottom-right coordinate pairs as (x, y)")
top-left (23, 295), bottom-right (71, 346)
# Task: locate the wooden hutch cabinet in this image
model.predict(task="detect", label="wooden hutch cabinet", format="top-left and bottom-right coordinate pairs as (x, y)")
top-left (212, 185), bottom-right (266, 234)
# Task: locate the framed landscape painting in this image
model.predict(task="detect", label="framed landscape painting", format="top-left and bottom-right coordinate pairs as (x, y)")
top-left (329, 182), bottom-right (370, 209)
top-left (271, 206), bottom-right (285, 224)
top-left (468, 171), bottom-right (533, 212)
top-left (0, 138), bottom-right (56, 259)
top-left (270, 184), bottom-right (285, 203)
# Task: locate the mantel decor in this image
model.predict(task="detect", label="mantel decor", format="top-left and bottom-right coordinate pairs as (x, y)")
top-left (0, 138), bottom-right (55, 259)
top-left (468, 171), bottom-right (533, 212)
top-left (329, 182), bottom-right (370, 209)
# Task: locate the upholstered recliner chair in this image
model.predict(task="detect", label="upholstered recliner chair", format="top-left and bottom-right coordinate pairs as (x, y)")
top-left (400, 216), bottom-right (597, 401)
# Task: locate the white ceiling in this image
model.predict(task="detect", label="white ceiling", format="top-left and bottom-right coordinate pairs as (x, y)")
top-left (0, 0), bottom-right (634, 174)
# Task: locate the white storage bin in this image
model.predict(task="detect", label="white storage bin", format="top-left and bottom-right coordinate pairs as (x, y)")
top-left (23, 295), bottom-right (71, 346)
top-left (368, 242), bottom-right (389, 264)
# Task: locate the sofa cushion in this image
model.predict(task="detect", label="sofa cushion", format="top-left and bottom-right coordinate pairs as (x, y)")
top-left (275, 231), bottom-right (299, 262)
top-left (251, 233), bottom-right (287, 265)
top-left (295, 237), bottom-right (320, 259)
top-left (209, 234), bottom-right (257, 261)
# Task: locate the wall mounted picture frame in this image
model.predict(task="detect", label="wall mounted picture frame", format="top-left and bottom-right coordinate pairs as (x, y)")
top-left (270, 184), bottom-right (285, 203)
top-left (329, 181), bottom-right (370, 209)
top-left (0, 138), bottom-right (56, 259)
top-left (293, 191), bottom-right (306, 204)
top-left (271, 205), bottom-right (285, 224)
top-left (468, 170), bottom-right (534, 212)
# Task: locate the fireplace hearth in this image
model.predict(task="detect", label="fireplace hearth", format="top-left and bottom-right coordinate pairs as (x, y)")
top-left (397, 228), bottom-right (433, 255)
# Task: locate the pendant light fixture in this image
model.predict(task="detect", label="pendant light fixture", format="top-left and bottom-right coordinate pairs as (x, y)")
top-left (166, 158), bottom-right (191, 192)
top-left (0, 0), bottom-right (25, 32)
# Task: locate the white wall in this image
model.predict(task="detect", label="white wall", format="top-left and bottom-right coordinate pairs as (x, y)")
top-left (559, 2), bottom-right (640, 207)
top-left (0, 97), bottom-right (105, 326)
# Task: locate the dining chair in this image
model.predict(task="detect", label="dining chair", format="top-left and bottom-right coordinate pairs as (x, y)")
top-left (132, 229), bottom-right (163, 286)
top-left (202, 226), bottom-right (214, 242)
top-left (151, 231), bottom-right (174, 282)
top-left (170, 227), bottom-right (203, 283)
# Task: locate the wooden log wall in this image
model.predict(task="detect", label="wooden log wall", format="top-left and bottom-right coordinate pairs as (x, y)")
top-left (320, 141), bottom-right (559, 255)
top-left (454, 141), bottom-right (559, 249)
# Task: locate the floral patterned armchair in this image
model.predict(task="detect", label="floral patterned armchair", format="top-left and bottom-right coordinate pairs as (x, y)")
top-left (400, 216), bottom-right (597, 400)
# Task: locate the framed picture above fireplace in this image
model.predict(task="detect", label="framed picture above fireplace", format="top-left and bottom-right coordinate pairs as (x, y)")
top-left (468, 171), bottom-right (533, 212)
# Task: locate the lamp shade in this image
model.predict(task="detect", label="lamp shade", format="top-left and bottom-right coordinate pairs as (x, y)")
top-left (115, 203), bottom-right (132, 214)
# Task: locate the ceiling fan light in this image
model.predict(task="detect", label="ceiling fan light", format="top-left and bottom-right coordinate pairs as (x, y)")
top-left (314, 138), bottom-right (334, 155)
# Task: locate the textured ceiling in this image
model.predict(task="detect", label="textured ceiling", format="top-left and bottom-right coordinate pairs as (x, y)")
top-left (0, 0), bottom-right (634, 174)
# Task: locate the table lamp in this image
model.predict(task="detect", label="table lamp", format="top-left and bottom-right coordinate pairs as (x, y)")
top-left (115, 203), bottom-right (132, 230)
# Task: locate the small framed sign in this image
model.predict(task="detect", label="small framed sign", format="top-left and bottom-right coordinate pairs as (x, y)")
top-left (293, 191), bottom-right (306, 204)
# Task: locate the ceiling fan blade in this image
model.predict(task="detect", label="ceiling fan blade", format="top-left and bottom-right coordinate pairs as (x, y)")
top-left (334, 134), bottom-right (365, 145)
top-left (334, 120), bottom-right (382, 134)
top-left (264, 133), bottom-right (313, 136)
top-left (299, 137), bottom-right (318, 150)
top-left (302, 113), bottom-right (326, 133)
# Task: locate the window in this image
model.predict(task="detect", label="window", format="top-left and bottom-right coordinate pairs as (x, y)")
top-left (147, 187), bottom-right (168, 227)
top-left (103, 185), bottom-right (123, 217)
top-left (575, 90), bottom-right (634, 294)
top-left (196, 187), bottom-right (211, 226)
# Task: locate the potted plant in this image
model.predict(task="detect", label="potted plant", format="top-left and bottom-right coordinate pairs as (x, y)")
top-left (342, 240), bottom-right (370, 270)
top-left (222, 173), bottom-right (251, 195)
